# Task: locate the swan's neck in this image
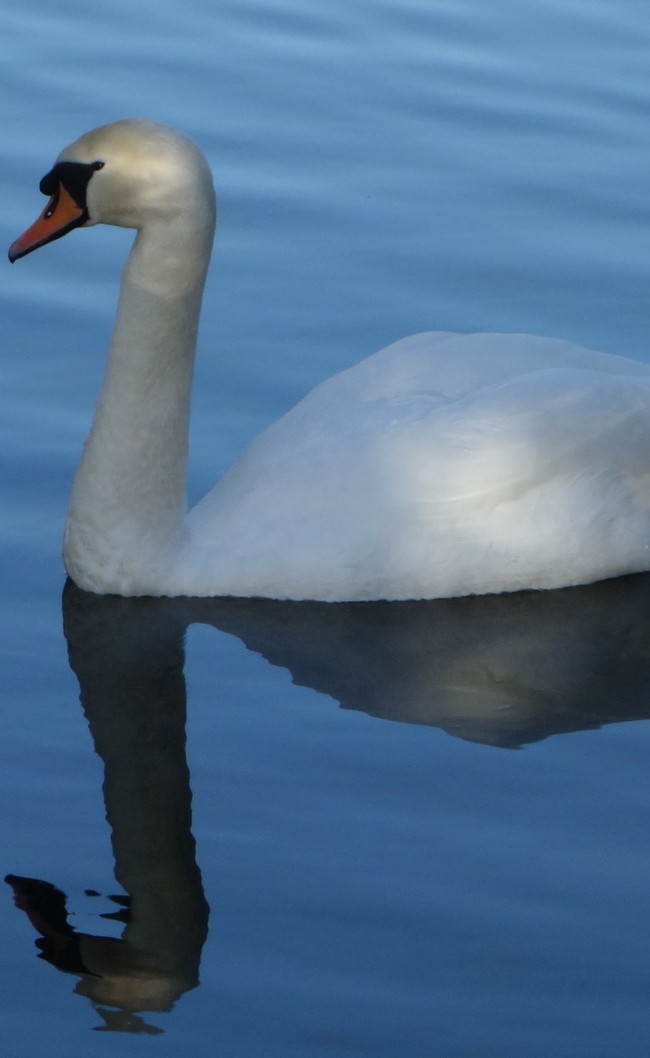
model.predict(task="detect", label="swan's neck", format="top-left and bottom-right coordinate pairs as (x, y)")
top-left (64, 207), bottom-right (215, 594)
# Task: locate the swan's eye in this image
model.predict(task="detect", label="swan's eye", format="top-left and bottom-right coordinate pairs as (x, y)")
top-left (44, 191), bottom-right (59, 219)
top-left (92, 161), bottom-right (105, 172)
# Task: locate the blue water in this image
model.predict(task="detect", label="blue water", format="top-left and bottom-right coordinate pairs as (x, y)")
top-left (2, 0), bottom-right (650, 1054)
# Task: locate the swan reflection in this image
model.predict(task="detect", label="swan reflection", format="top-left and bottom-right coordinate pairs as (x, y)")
top-left (7, 574), bottom-right (650, 1030)
top-left (195, 572), bottom-right (650, 748)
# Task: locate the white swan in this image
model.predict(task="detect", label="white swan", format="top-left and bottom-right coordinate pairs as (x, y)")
top-left (9, 118), bottom-right (650, 601)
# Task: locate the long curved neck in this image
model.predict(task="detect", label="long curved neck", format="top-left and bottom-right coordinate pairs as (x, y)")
top-left (64, 203), bottom-right (215, 594)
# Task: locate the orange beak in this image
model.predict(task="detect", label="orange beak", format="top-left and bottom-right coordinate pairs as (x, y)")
top-left (8, 183), bottom-right (87, 262)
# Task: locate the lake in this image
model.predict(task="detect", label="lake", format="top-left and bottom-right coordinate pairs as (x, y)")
top-left (2, 0), bottom-right (650, 1054)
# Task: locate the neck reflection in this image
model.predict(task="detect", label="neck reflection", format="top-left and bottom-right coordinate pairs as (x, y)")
top-left (8, 584), bottom-right (209, 1034)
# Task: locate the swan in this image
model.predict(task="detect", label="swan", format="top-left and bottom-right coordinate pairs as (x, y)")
top-left (9, 118), bottom-right (650, 601)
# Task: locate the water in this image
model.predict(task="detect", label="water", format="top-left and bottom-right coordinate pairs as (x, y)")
top-left (2, 0), bottom-right (650, 1054)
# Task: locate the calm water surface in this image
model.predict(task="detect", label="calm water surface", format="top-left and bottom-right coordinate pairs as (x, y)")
top-left (2, 0), bottom-right (650, 1055)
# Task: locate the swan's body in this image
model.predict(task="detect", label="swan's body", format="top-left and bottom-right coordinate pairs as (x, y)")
top-left (10, 119), bottom-right (650, 600)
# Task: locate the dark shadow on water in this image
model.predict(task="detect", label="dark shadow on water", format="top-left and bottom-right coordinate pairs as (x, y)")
top-left (7, 573), bottom-right (650, 1031)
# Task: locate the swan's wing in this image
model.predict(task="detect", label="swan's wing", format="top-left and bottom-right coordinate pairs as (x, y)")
top-left (186, 334), bottom-right (650, 599)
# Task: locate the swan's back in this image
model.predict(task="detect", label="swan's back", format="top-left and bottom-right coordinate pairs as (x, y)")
top-left (184, 331), bottom-right (650, 601)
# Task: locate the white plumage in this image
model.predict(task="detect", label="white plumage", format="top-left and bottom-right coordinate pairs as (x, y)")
top-left (11, 119), bottom-right (650, 600)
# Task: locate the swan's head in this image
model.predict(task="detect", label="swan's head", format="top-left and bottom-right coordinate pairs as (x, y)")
top-left (8, 118), bottom-right (216, 262)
